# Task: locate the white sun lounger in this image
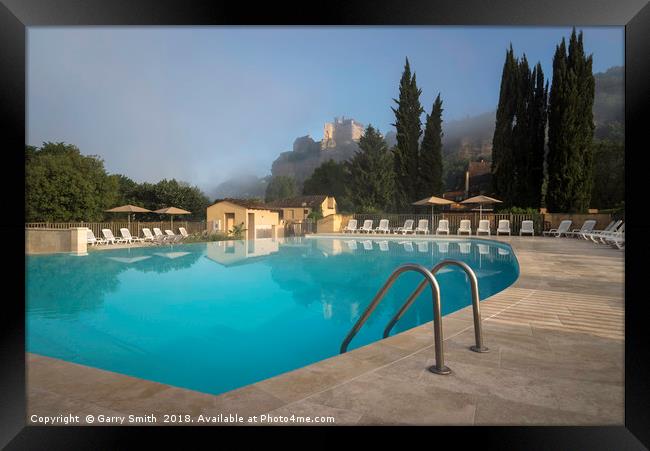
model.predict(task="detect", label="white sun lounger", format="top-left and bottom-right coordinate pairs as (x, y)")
top-left (457, 219), bottom-right (472, 235)
top-left (459, 242), bottom-right (471, 254)
top-left (374, 219), bottom-right (390, 234)
top-left (478, 243), bottom-right (490, 255)
top-left (436, 219), bottom-right (450, 235)
top-left (417, 241), bottom-right (428, 253)
top-left (396, 219), bottom-right (414, 235)
top-left (378, 241), bottom-right (389, 251)
top-left (362, 240), bottom-right (373, 250)
top-left (476, 220), bottom-right (491, 236)
top-left (86, 228), bottom-right (107, 246)
top-left (142, 228), bottom-right (157, 242)
top-left (437, 242), bottom-right (449, 253)
top-left (358, 220), bottom-right (374, 233)
top-left (152, 227), bottom-right (171, 243)
top-left (400, 241), bottom-right (414, 251)
top-left (519, 220), bottom-right (534, 236)
top-left (564, 220), bottom-right (596, 238)
top-left (415, 219), bottom-right (429, 235)
top-left (593, 223), bottom-right (625, 244)
top-left (342, 219), bottom-right (358, 233)
top-left (102, 228), bottom-right (126, 244)
top-left (178, 227), bottom-right (190, 238)
top-left (496, 220), bottom-right (511, 236)
top-left (543, 220), bottom-right (572, 237)
top-left (165, 229), bottom-right (183, 243)
top-left (580, 220), bottom-right (620, 240)
top-left (120, 228), bottom-right (144, 243)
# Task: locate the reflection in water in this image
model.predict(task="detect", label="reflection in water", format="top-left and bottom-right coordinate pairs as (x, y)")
top-left (26, 245), bottom-right (203, 317)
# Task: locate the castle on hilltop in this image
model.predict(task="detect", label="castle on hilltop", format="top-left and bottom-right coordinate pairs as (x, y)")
top-left (321, 116), bottom-right (364, 150)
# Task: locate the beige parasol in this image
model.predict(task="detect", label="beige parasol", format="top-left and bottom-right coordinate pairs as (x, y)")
top-left (153, 207), bottom-right (191, 230)
top-left (413, 195), bottom-right (457, 229)
top-left (105, 204), bottom-right (151, 228)
top-left (460, 195), bottom-right (503, 220)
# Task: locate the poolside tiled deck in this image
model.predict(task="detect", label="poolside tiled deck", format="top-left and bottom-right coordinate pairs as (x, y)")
top-left (27, 236), bottom-right (624, 425)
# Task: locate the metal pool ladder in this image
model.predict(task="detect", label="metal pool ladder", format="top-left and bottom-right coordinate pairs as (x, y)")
top-left (339, 260), bottom-right (489, 375)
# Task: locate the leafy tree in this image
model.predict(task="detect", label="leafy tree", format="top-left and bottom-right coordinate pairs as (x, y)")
top-left (419, 94), bottom-right (444, 197)
top-left (590, 137), bottom-right (624, 209)
top-left (126, 179), bottom-right (210, 220)
top-left (345, 125), bottom-right (394, 212)
top-left (25, 142), bottom-right (120, 222)
top-left (302, 159), bottom-right (352, 211)
top-left (546, 28), bottom-right (595, 212)
top-left (392, 57), bottom-right (424, 210)
top-left (265, 175), bottom-right (297, 202)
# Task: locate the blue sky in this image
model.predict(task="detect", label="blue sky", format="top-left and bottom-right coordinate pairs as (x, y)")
top-left (27, 26), bottom-right (623, 192)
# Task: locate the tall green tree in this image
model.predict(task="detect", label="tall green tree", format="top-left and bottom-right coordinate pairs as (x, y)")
top-left (391, 57), bottom-right (424, 210)
top-left (491, 46), bottom-right (518, 204)
top-left (302, 159), bottom-right (352, 211)
top-left (546, 29), bottom-right (595, 212)
top-left (527, 63), bottom-right (549, 208)
top-left (25, 142), bottom-right (120, 222)
top-left (492, 47), bottom-right (548, 208)
top-left (265, 175), bottom-right (297, 202)
top-left (346, 125), bottom-right (394, 212)
top-left (418, 94), bottom-right (445, 197)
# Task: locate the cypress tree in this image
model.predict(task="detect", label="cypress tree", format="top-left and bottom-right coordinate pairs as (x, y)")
top-left (491, 46), bottom-right (518, 204)
top-left (528, 63), bottom-right (549, 208)
top-left (391, 57), bottom-right (424, 211)
top-left (546, 29), bottom-right (595, 212)
top-left (346, 125), bottom-right (394, 212)
top-left (492, 47), bottom-right (548, 208)
top-left (419, 94), bottom-right (444, 197)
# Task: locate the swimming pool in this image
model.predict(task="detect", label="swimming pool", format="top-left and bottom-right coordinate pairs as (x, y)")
top-left (26, 236), bottom-right (519, 395)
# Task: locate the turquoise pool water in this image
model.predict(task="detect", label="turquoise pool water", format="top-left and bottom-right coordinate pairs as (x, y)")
top-left (26, 237), bottom-right (519, 395)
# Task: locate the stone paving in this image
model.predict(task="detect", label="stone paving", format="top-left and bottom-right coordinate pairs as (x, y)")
top-left (27, 236), bottom-right (624, 426)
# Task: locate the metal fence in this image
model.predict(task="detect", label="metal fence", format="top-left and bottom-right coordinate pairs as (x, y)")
top-left (352, 212), bottom-right (544, 235)
top-left (284, 219), bottom-right (316, 236)
top-left (25, 221), bottom-right (207, 238)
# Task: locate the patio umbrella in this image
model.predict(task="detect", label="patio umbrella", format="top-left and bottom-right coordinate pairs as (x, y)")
top-left (105, 204), bottom-right (151, 229)
top-left (153, 206), bottom-right (191, 231)
top-left (412, 195), bottom-right (457, 231)
top-left (460, 195), bottom-right (503, 220)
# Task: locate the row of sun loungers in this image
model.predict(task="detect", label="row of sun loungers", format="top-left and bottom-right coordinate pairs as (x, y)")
top-left (87, 227), bottom-right (190, 246)
top-left (343, 219), bottom-right (529, 236)
top-left (542, 219), bottom-right (624, 249)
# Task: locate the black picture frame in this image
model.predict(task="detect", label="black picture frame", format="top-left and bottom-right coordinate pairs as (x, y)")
top-left (2, 0), bottom-right (648, 448)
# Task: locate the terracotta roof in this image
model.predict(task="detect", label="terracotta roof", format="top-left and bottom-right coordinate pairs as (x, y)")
top-left (265, 195), bottom-right (328, 208)
top-left (211, 198), bottom-right (280, 211)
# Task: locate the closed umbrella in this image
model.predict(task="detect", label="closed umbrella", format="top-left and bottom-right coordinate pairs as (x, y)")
top-left (460, 195), bottom-right (503, 220)
top-left (412, 195), bottom-right (457, 231)
top-left (153, 207), bottom-right (191, 231)
top-left (105, 204), bottom-right (151, 229)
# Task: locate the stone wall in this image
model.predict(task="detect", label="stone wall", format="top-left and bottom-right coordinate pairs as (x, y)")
top-left (317, 214), bottom-right (353, 233)
top-left (26, 228), bottom-right (87, 255)
top-left (543, 213), bottom-right (612, 230)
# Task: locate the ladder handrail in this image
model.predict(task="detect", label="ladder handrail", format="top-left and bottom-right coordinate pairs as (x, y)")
top-left (339, 263), bottom-right (451, 375)
top-left (383, 259), bottom-right (488, 353)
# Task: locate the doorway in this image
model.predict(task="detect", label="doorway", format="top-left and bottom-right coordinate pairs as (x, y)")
top-left (225, 213), bottom-right (235, 233)
top-left (247, 213), bottom-right (255, 240)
